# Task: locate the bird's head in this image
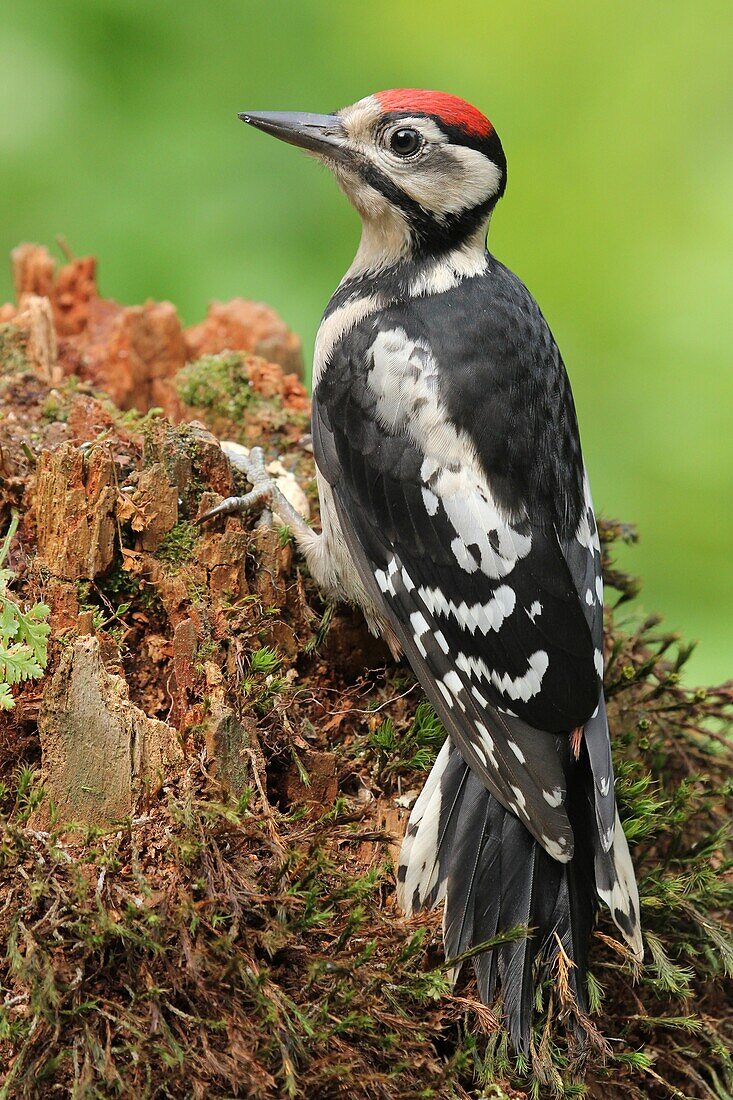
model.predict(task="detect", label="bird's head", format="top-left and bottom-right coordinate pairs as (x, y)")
top-left (240, 90), bottom-right (506, 265)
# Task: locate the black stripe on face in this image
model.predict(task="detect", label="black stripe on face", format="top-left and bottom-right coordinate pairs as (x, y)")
top-left (355, 157), bottom-right (497, 258)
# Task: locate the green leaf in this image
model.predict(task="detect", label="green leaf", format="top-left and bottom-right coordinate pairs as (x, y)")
top-left (0, 641), bottom-right (45, 685)
top-left (15, 604), bottom-right (51, 666)
top-left (0, 599), bottom-right (19, 643)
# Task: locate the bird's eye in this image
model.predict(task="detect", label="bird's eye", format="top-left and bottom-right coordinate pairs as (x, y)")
top-left (389, 128), bottom-right (422, 157)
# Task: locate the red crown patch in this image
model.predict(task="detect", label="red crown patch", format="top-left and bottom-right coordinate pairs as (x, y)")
top-left (375, 89), bottom-right (493, 139)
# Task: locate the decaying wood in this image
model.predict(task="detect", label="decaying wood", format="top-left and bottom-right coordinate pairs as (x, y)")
top-left (81, 298), bottom-right (187, 414)
top-left (2, 243), bottom-right (317, 822)
top-left (185, 297), bottom-right (304, 378)
top-left (12, 295), bottom-right (62, 385)
top-left (11, 242), bottom-right (55, 302)
top-left (34, 442), bottom-right (117, 580)
top-left (205, 707), bottom-right (257, 798)
top-left (6, 243), bottom-right (307, 412)
top-left (37, 636), bottom-right (182, 826)
top-left (282, 748), bottom-right (339, 818)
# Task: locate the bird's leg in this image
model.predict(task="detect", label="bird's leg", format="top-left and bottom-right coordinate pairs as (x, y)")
top-left (196, 445), bottom-right (314, 545)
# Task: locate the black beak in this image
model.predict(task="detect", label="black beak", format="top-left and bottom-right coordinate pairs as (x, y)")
top-left (238, 111), bottom-right (350, 162)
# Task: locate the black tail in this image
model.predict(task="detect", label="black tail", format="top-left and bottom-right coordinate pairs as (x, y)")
top-left (397, 738), bottom-right (597, 1051)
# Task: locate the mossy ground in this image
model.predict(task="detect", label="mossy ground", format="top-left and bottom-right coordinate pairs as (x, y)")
top-left (1, 518), bottom-right (730, 1099)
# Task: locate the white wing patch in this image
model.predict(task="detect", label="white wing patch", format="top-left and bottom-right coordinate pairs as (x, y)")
top-left (456, 649), bottom-right (549, 703)
top-left (508, 740), bottom-right (526, 763)
top-left (368, 329), bottom-right (531, 581)
top-left (375, 555), bottom-right (400, 595)
top-left (576, 471), bottom-right (602, 554)
top-left (419, 584), bottom-right (516, 634)
top-left (593, 648), bottom-right (604, 679)
top-left (474, 723), bottom-right (498, 767)
top-left (421, 487), bottom-right (439, 515)
top-left (543, 787), bottom-right (564, 808)
top-left (410, 610), bottom-right (431, 657)
top-left (436, 466), bottom-right (532, 579)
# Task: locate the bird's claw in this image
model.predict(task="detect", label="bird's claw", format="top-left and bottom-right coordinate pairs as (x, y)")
top-left (197, 445), bottom-right (277, 527)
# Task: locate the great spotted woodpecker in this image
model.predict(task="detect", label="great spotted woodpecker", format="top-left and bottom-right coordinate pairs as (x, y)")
top-left (203, 90), bottom-right (643, 1049)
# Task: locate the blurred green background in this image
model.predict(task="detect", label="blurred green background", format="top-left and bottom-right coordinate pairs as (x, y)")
top-left (1, 1), bottom-right (731, 683)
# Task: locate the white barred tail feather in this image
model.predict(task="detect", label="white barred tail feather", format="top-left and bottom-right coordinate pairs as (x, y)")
top-left (397, 736), bottom-right (642, 1050)
top-left (595, 808), bottom-right (643, 959)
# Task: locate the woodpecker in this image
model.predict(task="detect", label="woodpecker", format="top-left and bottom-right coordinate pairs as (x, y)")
top-left (204, 90), bottom-right (643, 1049)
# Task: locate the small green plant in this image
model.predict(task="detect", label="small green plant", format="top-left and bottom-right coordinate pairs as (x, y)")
top-left (370, 701), bottom-right (446, 783)
top-left (0, 514), bottom-right (50, 710)
top-left (240, 646), bottom-right (287, 713)
top-left (249, 646), bottom-right (281, 675)
top-left (304, 603), bottom-right (334, 654)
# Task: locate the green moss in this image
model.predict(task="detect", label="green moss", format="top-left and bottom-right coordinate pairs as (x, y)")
top-left (154, 521), bottom-right (199, 567)
top-left (40, 394), bottom-right (69, 422)
top-left (369, 702), bottom-right (446, 785)
top-left (249, 646), bottom-right (281, 675)
top-left (175, 353), bottom-right (253, 421)
top-left (0, 324), bottom-right (31, 374)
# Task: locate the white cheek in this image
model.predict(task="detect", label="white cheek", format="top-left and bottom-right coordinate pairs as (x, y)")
top-left (399, 146), bottom-right (501, 215)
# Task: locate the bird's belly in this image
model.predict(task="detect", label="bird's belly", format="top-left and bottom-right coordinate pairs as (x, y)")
top-left (310, 470), bottom-right (392, 641)
top-left (310, 472), bottom-right (365, 602)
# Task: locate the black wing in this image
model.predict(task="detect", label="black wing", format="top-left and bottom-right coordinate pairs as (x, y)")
top-left (313, 274), bottom-right (602, 857)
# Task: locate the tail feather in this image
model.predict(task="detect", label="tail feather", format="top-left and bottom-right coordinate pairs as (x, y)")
top-left (397, 736), bottom-right (639, 1050)
top-left (398, 738), bottom-right (467, 915)
top-left (471, 800), bottom-right (504, 1002)
top-left (496, 812), bottom-right (542, 1049)
top-left (584, 695), bottom-right (617, 850)
top-left (595, 808), bottom-right (643, 960)
top-left (442, 771), bottom-right (493, 971)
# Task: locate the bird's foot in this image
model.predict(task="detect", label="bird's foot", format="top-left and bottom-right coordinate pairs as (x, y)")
top-left (197, 445), bottom-right (276, 528)
top-left (197, 445), bottom-right (311, 540)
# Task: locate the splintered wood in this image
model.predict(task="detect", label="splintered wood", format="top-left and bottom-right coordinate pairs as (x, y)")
top-left (34, 442), bottom-right (117, 580)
